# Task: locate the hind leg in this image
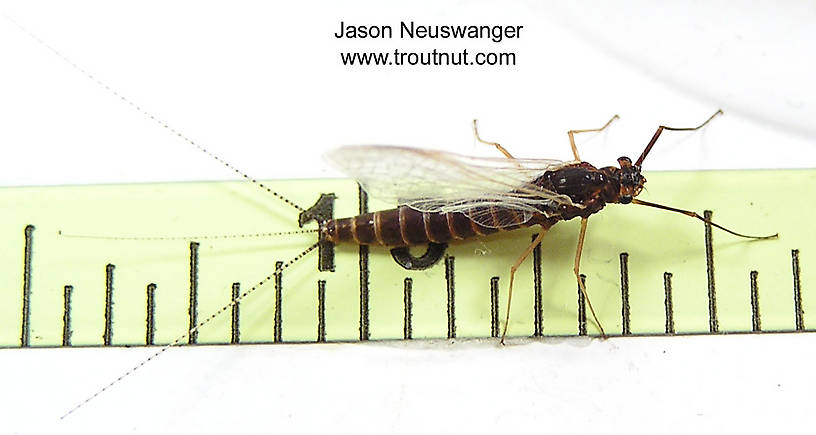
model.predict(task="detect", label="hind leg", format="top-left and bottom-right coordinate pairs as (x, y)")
top-left (574, 217), bottom-right (606, 336)
top-left (500, 227), bottom-right (548, 344)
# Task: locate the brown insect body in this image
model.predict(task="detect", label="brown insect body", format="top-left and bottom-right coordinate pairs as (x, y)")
top-left (322, 157), bottom-right (645, 247)
top-left (319, 112), bottom-right (770, 342)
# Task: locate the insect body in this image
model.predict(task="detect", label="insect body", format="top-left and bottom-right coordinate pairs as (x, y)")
top-left (321, 158), bottom-right (640, 246)
top-left (321, 111), bottom-right (776, 341)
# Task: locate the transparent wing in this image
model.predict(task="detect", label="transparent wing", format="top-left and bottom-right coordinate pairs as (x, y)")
top-left (325, 145), bottom-right (578, 228)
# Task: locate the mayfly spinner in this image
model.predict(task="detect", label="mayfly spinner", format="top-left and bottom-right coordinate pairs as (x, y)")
top-left (16, 16), bottom-right (778, 417)
top-left (321, 110), bottom-right (777, 341)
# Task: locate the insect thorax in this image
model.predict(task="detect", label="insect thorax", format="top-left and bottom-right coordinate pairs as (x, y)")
top-left (533, 162), bottom-right (623, 220)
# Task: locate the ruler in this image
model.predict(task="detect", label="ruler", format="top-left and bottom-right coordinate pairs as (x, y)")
top-left (0, 169), bottom-right (811, 347)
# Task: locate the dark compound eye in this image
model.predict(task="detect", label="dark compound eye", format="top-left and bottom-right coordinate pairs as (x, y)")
top-left (620, 195), bottom-right (632, 204)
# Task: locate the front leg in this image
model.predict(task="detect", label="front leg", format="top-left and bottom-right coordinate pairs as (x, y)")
top-left (567, 114), bottom-right (619, 161)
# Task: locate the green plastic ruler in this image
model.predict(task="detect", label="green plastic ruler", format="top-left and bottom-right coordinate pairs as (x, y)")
top-left (0, 169), bottom-right (811, 347)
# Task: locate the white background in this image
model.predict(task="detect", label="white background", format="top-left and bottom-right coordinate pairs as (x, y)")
top-left (1, 0), bottom-right (815, 433)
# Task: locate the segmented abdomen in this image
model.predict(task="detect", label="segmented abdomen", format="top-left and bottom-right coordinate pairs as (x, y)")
top-left (322, 205), bottom-right (540, 247)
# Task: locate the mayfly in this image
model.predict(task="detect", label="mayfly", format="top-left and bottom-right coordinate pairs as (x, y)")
top-left (13, 13), bottom-right (778, 416)
top-left (321, 110), bottom-right (777, 340)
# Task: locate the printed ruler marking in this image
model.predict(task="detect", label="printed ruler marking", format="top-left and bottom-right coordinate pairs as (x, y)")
top-left (20, 225), bottom-right (34, 347)
top-left (358, 184), bottom-right (370, 341)
top-left (490, 277), bottom-right (500, 338)
top-left (300, 193), bottom-right (336, 272)
top-left (103, 264), bottom-right (114, 346)
top-left (403, 278), bottom-right (413, 340)
top-left (532, 236), bottom-right (543, 337)
top-left (62, 285), bottom-right (73, 346)
top-left (620, 252), bottom-right (631, 336)
top-left (188, 242), bottom-right (199, 345)
top-left (704, 210), bottom-right (719, 333)
top-left (317, 280), bottom-right (326, 343)
top-left (359, 245), bottom-right (370, 341)
top-left (146, 283), bottom-right (157, 346)
top-left (664, 272), bottom-right (675, 335)
top-left (577, 274), bottom-right (587, 336)
top-left (750, 270), bottom-right (761, 332)
top-left (273, 261), bottom-right (283, 343)
top-left (230, 283), bottom-right (240, 345)
top-left (792, 249), bottom-right (804, 331)
top-left (445, 256), bottom-right (456, 339)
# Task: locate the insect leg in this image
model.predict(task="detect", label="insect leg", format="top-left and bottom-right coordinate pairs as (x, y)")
top-left (567, 115), bottom-right (620, 161)
top-left (500, 227), bottom-right (548, 344)
top-left (634, 110), bottom-right (723, 167)
top-left (472, 119), bottom-right (515, 159)
top-left (574, 217), bottom-right (606, 337)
